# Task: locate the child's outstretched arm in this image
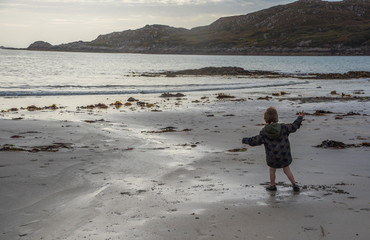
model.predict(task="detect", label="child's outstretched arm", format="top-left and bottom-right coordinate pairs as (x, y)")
top-left (242, 133), bottom-right (265, 146)
top-left (286, 112), bottom-right (305, 133)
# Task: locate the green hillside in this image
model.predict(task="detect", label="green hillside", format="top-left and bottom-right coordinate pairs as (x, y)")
top-left (28, 0), bottom-right (370, 55)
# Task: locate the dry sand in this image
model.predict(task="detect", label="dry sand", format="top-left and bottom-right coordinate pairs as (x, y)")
top-left (1, 90), bottom-right (369, 240)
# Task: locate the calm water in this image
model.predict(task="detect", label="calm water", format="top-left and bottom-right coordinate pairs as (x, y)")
top-left (0, 49), bottom-right (369, 97)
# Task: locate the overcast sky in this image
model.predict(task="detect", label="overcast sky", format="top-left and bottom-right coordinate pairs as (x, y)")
top-left (0, 0), bottom-right (340, 48)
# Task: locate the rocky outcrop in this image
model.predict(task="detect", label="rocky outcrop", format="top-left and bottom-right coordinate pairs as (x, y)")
top-left (91, 24), bottom-right (188, 49)
top-left (142, 66), bottom-right (370, 79)
top-left (157, 67), bottom-right (281, 77)
top-left (307, 71), bottom-right (370, 79)
top-left (28, 41), bottom-right (53, 50)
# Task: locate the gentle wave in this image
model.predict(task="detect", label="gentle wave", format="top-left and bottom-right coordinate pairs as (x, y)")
top-left (0, 82), bottom-right (253, 90)
top-left (0, 81), bottom-right (307, 97)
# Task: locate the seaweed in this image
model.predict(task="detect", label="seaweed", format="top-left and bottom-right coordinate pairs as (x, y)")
top-left (160, 92), bottom-right (185, 98)
top-left (0, 143), bottom-right (72, 152)
top-left (314, 140), bottom-right (370, 149)
top-left (141, 126), bottom-right (192, 133)
top-left (216, 93), bottom-right (235, 99)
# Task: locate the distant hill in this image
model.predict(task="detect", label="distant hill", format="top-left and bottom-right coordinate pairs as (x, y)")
top-left (28, 0), bottom-right (370, 55)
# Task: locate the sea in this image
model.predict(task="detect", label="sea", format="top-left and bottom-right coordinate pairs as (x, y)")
top-left (0, 49), bottom-right (369, 106)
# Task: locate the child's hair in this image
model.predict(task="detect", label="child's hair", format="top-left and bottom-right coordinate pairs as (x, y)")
top-left (264, 107), bottom-right (279, 123)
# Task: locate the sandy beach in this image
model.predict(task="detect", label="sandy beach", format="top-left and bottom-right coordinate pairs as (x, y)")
top-left (1, 88), bottom-right (369, 240)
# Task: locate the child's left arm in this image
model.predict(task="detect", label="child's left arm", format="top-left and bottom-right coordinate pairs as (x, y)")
top-left (286, 115), bottom-right (304, 133)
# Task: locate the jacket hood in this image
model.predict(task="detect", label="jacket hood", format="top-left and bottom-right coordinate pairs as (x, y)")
top-left (263, 123), bottom-right (281, 140)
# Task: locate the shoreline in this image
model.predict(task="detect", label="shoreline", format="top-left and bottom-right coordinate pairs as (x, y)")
top-left (1, 90), bottom-right (370, 239)
top-left (1, 79), bottom-right (369, 117)
top-left (2, 48), bottom-right (370, 57)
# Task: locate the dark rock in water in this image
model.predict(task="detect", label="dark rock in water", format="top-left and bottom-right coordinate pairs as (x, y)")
top-left (28, 41), bottom-right (53, 50)
top-left (310, 71), bottom-right (370, 79)
top-left (166, 67), bottom-right (250, 76)
top-left (315, 140), bottom-right (347, 149)
top-left (161, 67), bottom-right (280, 76)
top-left (127, 97), bottom-right (137, 102)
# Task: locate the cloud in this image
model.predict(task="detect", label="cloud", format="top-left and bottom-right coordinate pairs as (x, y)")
top-left (0, 0), bottom-right (225, 5)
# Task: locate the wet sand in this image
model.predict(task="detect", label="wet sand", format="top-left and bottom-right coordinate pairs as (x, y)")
top-left (0, 91), bottom-right (369, 240)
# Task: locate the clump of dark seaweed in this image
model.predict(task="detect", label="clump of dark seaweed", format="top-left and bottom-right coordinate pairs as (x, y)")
top-left (216, 93), bottom-right (235, 99)
top-left (315, 140), bottom-right (370, 149)
top-left (160, 93), bottom-right (185, 98)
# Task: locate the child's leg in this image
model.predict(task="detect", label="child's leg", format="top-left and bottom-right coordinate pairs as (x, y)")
top-left (269, 167), bottom-right (277, 186)
top-left (283, 166), bottom-right (296, 185)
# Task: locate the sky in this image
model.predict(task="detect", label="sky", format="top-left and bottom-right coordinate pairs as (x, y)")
top-left (0, 0), bottom-right (340, 48)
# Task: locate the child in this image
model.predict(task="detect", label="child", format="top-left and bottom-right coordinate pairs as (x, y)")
top-left (242, 107), bottom-right (305, 192)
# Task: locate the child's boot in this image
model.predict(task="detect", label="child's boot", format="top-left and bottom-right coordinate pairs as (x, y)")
top-left (293, 184), bottom-right (300, 192)
top-left (266, 185), bottom-right (277, 191)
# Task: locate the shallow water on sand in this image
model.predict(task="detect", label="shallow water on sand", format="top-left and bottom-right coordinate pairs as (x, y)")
top-left (1, 49), bottom-right (369, 99)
